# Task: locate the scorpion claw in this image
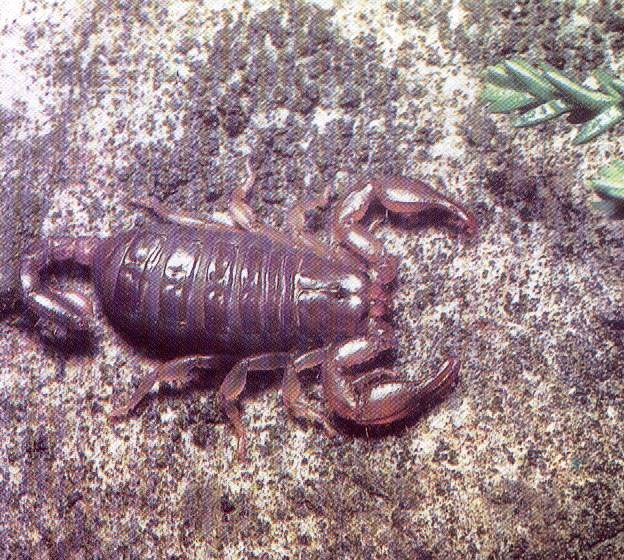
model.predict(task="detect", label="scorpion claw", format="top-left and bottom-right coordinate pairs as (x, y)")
top-left (354, 358), bottom-right (460, 425)
top-left (324, 347), bottom-right (460, 427)
top-left (450, 209), bottom-right (478, 237)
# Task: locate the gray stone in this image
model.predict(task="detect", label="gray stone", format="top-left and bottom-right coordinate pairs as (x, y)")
top-left (0, 1), bottom-right (622, 559)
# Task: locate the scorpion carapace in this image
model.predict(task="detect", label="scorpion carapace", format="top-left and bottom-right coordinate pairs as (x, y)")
top-left (18, 166), bottom-right (477, 458)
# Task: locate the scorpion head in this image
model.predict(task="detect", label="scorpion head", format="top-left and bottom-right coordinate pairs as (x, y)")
top-left (296, 268), bottom-right (370, 341)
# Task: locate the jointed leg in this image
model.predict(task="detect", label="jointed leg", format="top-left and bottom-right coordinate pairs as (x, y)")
top-left (229, 158), bottom-right (258, 230)
top-left (286, 185), bottom-right (331, 233)
top-left (228, 159), bottom-right (303, 244)
top-left (130, 158), bottom-right (263, 231)
top-left (282, 348), bottom-right (337, 437)
top-left (284, 186), bottom-right (333, 255)
top-left (128, 198), bottom-right (237, 229)
top-left (321, 322), bottom-right (397, 421)
top-left (218, 352), bottom-right (290, 459)
top-left (109, 354), bottom-right (228, 418)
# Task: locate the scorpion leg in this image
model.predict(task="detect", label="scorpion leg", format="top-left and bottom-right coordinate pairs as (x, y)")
top-left (228, 160), bottom-right (302, 247)
top-left (129, 197), bottom-right (238, 228)
top-left (129, 159), bottom-right (262, 230)
top-left (286, 185), bottom-right (331, 234)
top-left (229, 158), bottom-right (258, 230)
top-left (282, 348), bottom-right (337, 437)
top-left (286, 186), bottom-right (365, 268)
top-left (285, 185), bottom-right (332, 254)
top-left (20, 237), bottom-right (97, 339)
top-left (109, 354), bottom-right (227, 419)
top-left (218, 351), bottom-right (290, 459)
top-left (321, 321), bottom-right (459, 426)
top-left (132, 160), bottom-right (265, 233)
top-left (333, 176), bottom-right (477, 282)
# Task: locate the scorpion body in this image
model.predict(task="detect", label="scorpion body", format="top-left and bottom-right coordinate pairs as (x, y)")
top-left (93, 226), bottom-right (368, 353)
top-left (18, 168), bottom-right (476, 458)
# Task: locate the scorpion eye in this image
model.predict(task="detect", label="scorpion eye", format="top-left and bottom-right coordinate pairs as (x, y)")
top-left (323, 283), bottom-right (345, 299)
top-left (334, 285), bottom-right (350, 300)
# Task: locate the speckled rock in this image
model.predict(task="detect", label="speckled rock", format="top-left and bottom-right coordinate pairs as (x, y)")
top-left (1, 1), bottom-right (623, 559)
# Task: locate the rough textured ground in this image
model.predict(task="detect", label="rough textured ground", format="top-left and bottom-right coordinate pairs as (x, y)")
top-left (1, 1), bottom-right (623, 559)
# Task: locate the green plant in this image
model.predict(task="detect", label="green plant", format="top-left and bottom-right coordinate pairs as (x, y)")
top-left (591, 160), bottom-right (624, 218)
top-left (481, 58), bottom-right (624, 216)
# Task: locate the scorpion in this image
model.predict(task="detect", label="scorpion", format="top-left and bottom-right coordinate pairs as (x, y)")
top-left (18, 164), bottom-right (476, 458)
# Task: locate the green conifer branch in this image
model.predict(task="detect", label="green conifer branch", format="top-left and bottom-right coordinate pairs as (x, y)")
top-left (481, 58), bottom-right (624, 217)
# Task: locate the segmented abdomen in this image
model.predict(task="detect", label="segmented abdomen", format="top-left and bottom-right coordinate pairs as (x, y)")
top-left (92, 226), bottom-right (300, 352)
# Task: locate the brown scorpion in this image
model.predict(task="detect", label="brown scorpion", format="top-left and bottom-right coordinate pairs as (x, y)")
top-left (18, 165), bottom-right (476, 457)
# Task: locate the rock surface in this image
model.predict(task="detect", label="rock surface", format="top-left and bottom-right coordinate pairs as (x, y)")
top-left (1, 1), bottom-right (623, 559)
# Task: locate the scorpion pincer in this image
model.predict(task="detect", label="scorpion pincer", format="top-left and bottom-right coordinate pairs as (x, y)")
top-left (18, 164), bottom-right (477, 458)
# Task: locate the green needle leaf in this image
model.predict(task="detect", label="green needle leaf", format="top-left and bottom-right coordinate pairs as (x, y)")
top-left (609, 75), bottom-right (624, 97)
top-left (540, 63), bottom-right (614, 111)
top-left (573, 104), bottom-right (624, 144)
top-left (511, 99), bottom-right (570, 127)
top-left (483, 63), bottom-right (517, 89)
top-left (504, 60), bottom-right (559, 101)
top-left (593, 69), bottom-right (623, 99)
top-left (590, 160), bottom-right (624, 218)
top-left (591, 160), bottom-right (624, 192)
top-left (481, 83), bottom-right (537, 113)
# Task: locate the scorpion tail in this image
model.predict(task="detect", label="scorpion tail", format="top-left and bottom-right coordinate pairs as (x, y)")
top-left (20, 236), bottom-right (97, 339)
